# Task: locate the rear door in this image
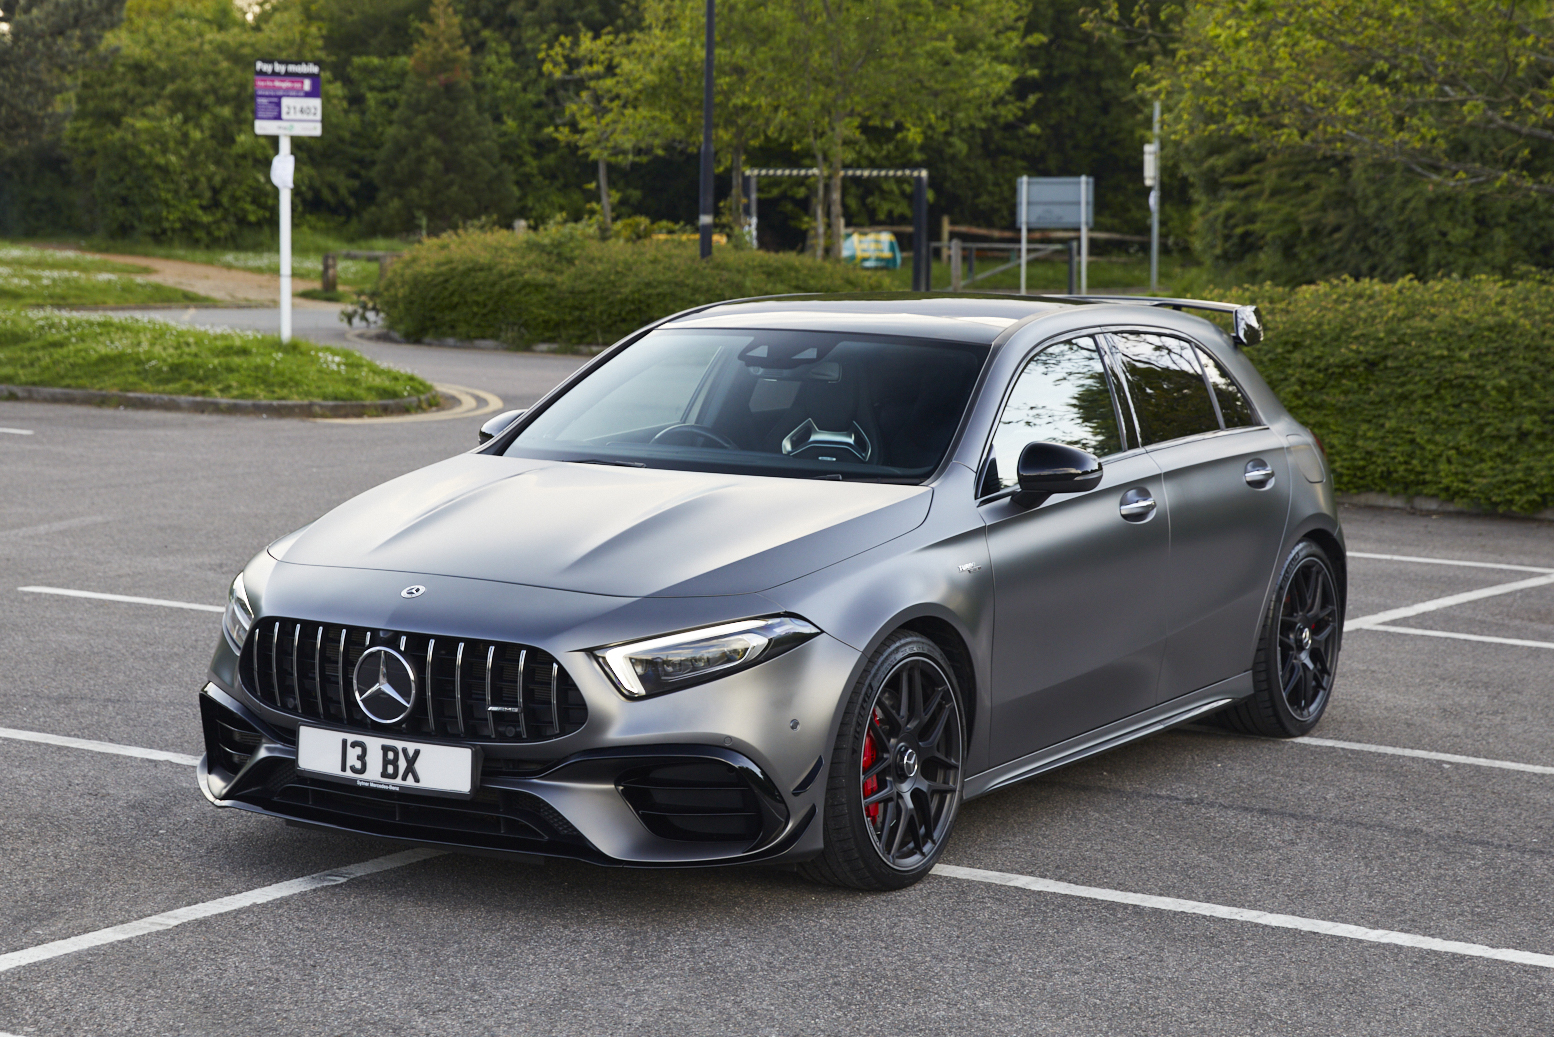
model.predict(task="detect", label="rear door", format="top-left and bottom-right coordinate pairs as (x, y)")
top-left (981, 336), bottom-right (1171, 763)
top-left (1106, 332), bottom-right (1292, 703)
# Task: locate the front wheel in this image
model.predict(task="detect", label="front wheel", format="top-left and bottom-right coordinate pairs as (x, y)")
top-left (800, 632), bottom-right (966, 890)
top-left (1220, 540), bottom-right (1343, 738)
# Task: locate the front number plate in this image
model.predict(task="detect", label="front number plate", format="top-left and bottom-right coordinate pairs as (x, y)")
top-left (296, 726), bottom-right (473, 796)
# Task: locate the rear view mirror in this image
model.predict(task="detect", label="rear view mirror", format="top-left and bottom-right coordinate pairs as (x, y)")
top-left (478, 409), bottom-right (526, 444)
top-left (1014, 441), bottom-right (1102, 508)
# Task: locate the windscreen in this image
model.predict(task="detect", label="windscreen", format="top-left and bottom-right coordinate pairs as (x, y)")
top-left (505, 328), bottom-right (988, 482)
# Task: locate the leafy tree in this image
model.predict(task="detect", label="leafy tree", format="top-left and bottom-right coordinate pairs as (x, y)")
top-left (65, 0), bottom-right (349, 242)
top-left (1137, 0), bottom-right (1554, 197)
top-left (552, 0), bottom-right (1027, 258)
top-left (0, 0), bottom-right (123, 147)
top-left (368, 0), bottom-right (516, 235)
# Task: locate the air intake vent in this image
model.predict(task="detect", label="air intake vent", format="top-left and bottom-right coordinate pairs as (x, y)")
top-left (240, 618), bottom-right (587, 743)
top-left (618, 761), bottom-right (767, 843)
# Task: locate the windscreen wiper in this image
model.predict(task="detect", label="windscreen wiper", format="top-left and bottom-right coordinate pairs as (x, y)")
top-left (576, 458), bottom-right (647, 468)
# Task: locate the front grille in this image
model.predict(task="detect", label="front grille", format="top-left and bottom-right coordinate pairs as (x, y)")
top-left (618, 761), bottom-right (768, 843)
top-left (240, 618), bottom-right (587, 743)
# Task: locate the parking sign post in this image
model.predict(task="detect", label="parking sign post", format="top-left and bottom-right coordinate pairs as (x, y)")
top-left (254, 60), bottom-right (321, 344)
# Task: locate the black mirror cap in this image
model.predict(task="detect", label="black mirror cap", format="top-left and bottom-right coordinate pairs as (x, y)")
top-left (1013, 441), bottom-right (1103, 508)
top-left (478, 408), bottom-right (526, 445)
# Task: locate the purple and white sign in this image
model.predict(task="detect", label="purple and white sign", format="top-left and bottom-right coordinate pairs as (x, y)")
top-left (254, 59), bottom-right (322, 137)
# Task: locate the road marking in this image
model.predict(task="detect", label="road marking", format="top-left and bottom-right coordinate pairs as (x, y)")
top-left (1345, 573), bottom-right (1554, 630)
top-left (0, 725), bottom-right (199, 766)
top-left (0, 848), bottom-right (445, 974)
top-left (1365, 624), bottom-right (1554, 650)
top-left (0, 427), bottom-right (34, 435)
top-left (1350, 551), bottom-right (1554, 575)
top-left (934, 864), bottom-right (1554, 970)
top-left (1291, 735), bottom-right (1554, 775)
top-left (17, 585), bottom-right (223, 613)
top-left (314, 382), bottom-right (504, 424)
top-left (0, 515), bottom-right (109, 540)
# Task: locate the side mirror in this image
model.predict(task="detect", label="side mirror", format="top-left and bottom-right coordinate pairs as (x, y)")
top-left (1233, 305), bottom-right (1263, 347)
top-left (478, 408), bottom-right (525, 445)
top-left (1014, 441), bottom-right (1102, 509)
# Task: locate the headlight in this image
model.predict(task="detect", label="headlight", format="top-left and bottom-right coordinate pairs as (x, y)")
top-left (593, 615), bottom-right (821, 699)
top-left (222, 572), bottom-right (254, 654)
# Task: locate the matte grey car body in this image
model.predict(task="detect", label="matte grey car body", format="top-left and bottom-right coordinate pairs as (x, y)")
top-left (197, 295), bottom-right (1344, 879)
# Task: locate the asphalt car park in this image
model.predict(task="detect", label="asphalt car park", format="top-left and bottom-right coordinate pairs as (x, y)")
top-left (3, 340), bottom-right (1553, 1034)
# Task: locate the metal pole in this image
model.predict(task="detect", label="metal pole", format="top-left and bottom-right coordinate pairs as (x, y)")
top-left (1019, 176), bottom-right (1028, 296)
top-left (744, 173), bottom-right (756, 247)
top-left (698, 0), bottom-right (714, 259)
top-left (1067, 240), bottom-right (1077, 294)
top-left (912, 173), bottom-right (928, 292)
top-left (279, 134), bottom-right (291, 344)
top-left (1079, 175), bottom-right (1089, 295)
top-left (1150, 100), bottom-right (1161, 293)
top-left (950, 238), bottom-right (962, 292)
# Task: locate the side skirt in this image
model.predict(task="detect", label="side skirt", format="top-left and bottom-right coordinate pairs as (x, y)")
top-left (963, 672), bottom-right (1252, 800)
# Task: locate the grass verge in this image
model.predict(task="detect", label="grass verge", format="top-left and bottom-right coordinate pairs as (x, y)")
top-left (0, 309), bottom-right (432, 402)
top-left (0, 244), bottom-right (212, 307)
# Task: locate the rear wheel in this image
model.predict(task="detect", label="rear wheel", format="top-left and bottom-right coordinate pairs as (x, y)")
top-left (1220, 540), bottom-right (1342, 737)
top-left (800, 632), bottom-right (965, 890)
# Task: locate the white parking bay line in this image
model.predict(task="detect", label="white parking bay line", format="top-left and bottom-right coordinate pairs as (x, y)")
top-left (18, 585), bottom-right (223, 613)
top-left (0, 726), bottom-right (199, 767)
top-left (1292, 735), bottom-right (1554, 775)
top-left (934, 864), bottom-right (1554, 970)
top-left (0, 516), bottom-right (110, 540)
top-left (1350, 551), bottom-right (1554, 575)
top-left (0, 427), bottom-right (34, 435)
top-left (1366, 624), bottom-right (1554, 650)
top-left (1346, 573), bottom-right (1554, 631)
top-left (0, 848), bottom-right (445, 974)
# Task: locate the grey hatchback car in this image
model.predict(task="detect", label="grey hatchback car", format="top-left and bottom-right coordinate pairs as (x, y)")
top-left (199, 294), bottom-right (1344, 890)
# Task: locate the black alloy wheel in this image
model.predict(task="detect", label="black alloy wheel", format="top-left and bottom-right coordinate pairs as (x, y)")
top-left (1221, 540), bottom-right (1342, 738)
top-left (802, 632), bottom-right (965, 890)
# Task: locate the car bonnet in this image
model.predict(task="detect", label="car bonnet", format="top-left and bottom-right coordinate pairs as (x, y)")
top-left (274, 454), bottom-right (932, 597)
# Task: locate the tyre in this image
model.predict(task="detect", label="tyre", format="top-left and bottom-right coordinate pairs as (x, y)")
top-left (1220, 540), bottom-right (1343, 738)
top-left (800, 631), bottom-right (966, 890)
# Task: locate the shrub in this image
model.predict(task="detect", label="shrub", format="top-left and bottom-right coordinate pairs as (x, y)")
top-left (1241, 276), bottom-right (1554, 514)
top-left (372, 226), bottom-right (891, 347)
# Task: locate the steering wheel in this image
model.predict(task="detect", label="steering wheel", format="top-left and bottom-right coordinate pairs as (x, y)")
top-left (649, 423), bottom-right (739, 450)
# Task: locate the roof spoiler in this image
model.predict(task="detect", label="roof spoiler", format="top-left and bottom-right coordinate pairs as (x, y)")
top-left (1044, 295), bottom-right (1264, 347)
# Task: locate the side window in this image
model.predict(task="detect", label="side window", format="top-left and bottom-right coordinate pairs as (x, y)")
top-left (1108, 332), bottom-right (1221, 446)
top-left (987, 338), bottom-right (1124, 492)
top-left (1194, 346), bottom-right (1258, 427)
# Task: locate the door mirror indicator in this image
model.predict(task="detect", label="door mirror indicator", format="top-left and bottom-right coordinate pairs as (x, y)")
top-left (1013, 441), bottom-right (1103, 508)
top-left (478, 409), bottom-right (526, 444)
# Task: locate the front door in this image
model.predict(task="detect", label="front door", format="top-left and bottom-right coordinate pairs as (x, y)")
top-left (1106, 332), bottom-right (1293, 702)
top-left (981, 337), bottom-right (1171, 765)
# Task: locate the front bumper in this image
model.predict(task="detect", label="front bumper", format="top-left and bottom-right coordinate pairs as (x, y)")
top-left (198, 683), bottom-right (824, 867)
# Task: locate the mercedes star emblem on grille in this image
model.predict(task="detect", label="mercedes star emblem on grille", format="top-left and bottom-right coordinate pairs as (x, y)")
top-left (401, 585), bottom-right (426, 598)
top-left (352, 646), bottom-right (418, 725)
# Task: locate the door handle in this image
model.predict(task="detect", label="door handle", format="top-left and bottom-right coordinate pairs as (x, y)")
top-left (1118, 489), bottom-right (1156, 521)
top-left (1244, 459), bottom-right (1275, 488)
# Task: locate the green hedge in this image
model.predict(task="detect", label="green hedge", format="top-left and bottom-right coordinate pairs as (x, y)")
top-left (1242, 276), bottom-right (1554, 514)
top-left (373, 227), bottom-right (890, 347)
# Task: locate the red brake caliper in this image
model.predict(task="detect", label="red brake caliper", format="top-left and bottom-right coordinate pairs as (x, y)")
top-left (861, 710), bottom-right (881, 823)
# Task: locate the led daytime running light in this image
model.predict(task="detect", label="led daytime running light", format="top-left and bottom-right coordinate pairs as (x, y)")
top-left (595, 615), bottom-right (821, 698)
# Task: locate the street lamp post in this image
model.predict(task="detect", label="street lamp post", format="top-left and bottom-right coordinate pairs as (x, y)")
top-left (699, 0), bottom-right (715, 259)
